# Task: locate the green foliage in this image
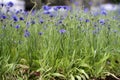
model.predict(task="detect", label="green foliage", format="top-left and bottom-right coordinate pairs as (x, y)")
top-left (0, 8), bottom-right (120, 80)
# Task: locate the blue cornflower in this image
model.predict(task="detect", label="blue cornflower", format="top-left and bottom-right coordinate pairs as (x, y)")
top-left (99, 19), bottom-right (105, 25)
top-left (84, 8), bottom-right (89, 13)
top-left (1, 15), bottom-right (7, 19)
top-left (56, 20), bottom-right (63, 26)
top-left (24, 30), bottom-right (30, 37)
top-left (7, 1), bottom-right (14, 7)
top-left (19, 17), bottom-right (24, 21)
top-left (15, 10), bottom-right (20, 14)
top-left (53, 7), bottom-right (58, 11)
top-left (101, 11), bottom-right (107, 15)
top-left (23, 11), bottom-right (29, 16)
top-left (26, 22), bottom-right (30, 28)
top-left (0, 3), bottom-right (4, 7)
top-left (56, 6), bottom-right (62, 9)
top-left (59, 29), bottom-right (66, 34)
top-left (85, 19), bottom-right (90, 23)
top-left (101, 9), bottom-right (107, 15)
top-left (49, 13), bottom-right (55, 18)
top-left (43, 11), bottom-right (50, 14)
top-left (43, 5), bottom-right (51, 11)
top-left (12, 15), bottom-right (18, 22)
top-left (39, 19), bottom-right (44, 24)
top-left (58, 20), bottom-right (63, 24)
top-left (31, 20), bottom-right (36, 24)
top-left (63, 6), bottom-right (70, 11)
top-left (92, 12), bottom-right (99, 16)
top-left (38, 32), bottom-right (43, 35)
top-left (15, 24), bottom-right (20, 29)
top-left (31, 10), bottom-right (36, 16)
top-left (79, 18), bottom-right (83, 21)
top-left (19, 9), bottom-right (23, 12)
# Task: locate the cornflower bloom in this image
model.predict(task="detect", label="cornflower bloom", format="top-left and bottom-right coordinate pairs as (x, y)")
top-left (100, 8), bottom-right (107, 15)
top-left (43, 11), bottom-right (50, 14)
top-left (39, 19), bottom-right (44, 24)
top-left (31, 20), bottom-right (36, 25)
top-left (85, 19), bottom-right (90, 23)
top-left (43, 5), bottom-right (51, 11)
top-left (53, 7), bottom-right (58, 11)
top-left (59, 29), bottom-right (66, 34)
top-left (15, 24), bottom-right (20, 29)
top-left (19, 17), bottom-right (24, 21)
top-left (1, 14), bottom-right (7, 19)
top-left (6, 1), bottom-right (14, 7)
top-left (84, 8), bottom-right (89, 13)
top-left (63, 6), bottom-right (71, 11)
top-left (12, 15), bottom-right (18, 22)
top-left (24, 30), bottom-right (30, 37)
top-left (99, 19), bottom-right (105, 25)
top-left (38, 32), bottom-right (43, 35)
top-left (0, 3), bottom-right (4, 7)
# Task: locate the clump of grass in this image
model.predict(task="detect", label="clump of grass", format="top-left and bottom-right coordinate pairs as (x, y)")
top-left (0, 2), bottom-right (120, 80)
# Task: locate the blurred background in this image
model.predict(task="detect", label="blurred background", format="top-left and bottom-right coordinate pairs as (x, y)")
top-left (0, 0), bottom-right (120, 11)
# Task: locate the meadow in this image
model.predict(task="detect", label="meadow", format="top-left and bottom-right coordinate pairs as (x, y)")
top-left (0, 2), bottom-right (120, 80)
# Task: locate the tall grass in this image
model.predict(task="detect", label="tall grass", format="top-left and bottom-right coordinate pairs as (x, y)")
top-left (0, 5), bottom-right (120, 80)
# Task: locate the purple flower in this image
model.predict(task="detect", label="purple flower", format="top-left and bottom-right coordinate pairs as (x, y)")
top-left (84, 8), bottom-right (89, 13)
top-left (0, 3), bottom-right (4, 7)
top-left (19, 17), bottom-right (24, 21)
top-left (24, 30), bottom-right (30, 37)
top-left (63, 6), bottom-right (71, 11)
top-left (38, 32), bottom-right (43, 35)
top-left (58, 20), bottom-right (63, 24)
top-left (43, 5), bottom-right (51, 11)
top-left (79, 18), bottom-right (83, 21)
top-left (53, 7), bottom-right (58, 11)
top-left (92, 12), bottom-right (99, 16)
top-left (85, 19), bottom-right (90, 23)
top-left (7, 1), bottom-right (14, 7)
top-left (12, 15), bottom-right (18, 22)
top-left (49, 13), bottom-right (55, 18)
top-left (56, 6), bottom-right (62, 9)
top-left (1, 15), bottom-right (7, 19)
top-left (31, 20), bottom-right (35, 24)
top-left (31, 10), bottom-right (36, 16)
top-left (24, 11), bottom-right (29, 16)
top-left (43, 11), bottom-right (50, 14)
top-left (15, 10), bottom-right (20, 14)
top-left (99, 19), bottom-right (105, 25)
top-left (59, 29), bottom-right (66, 34)
top-left (39, 19), bottom-right (44, 24)
top-left (101, 9), bottom-right (107, 15)
top-left (15, 24), bottom-right (20, 29)
top-left (26, 22), bottom-right (30, 28)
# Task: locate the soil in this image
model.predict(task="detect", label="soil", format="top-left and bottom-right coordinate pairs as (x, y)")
top-left (92, 75), bottom-right (120, 80)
